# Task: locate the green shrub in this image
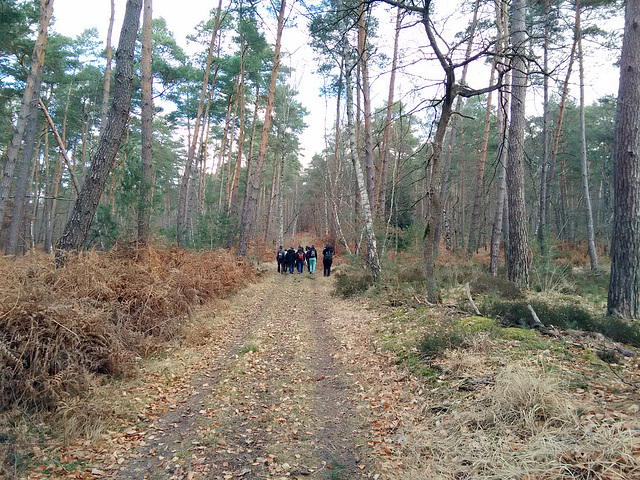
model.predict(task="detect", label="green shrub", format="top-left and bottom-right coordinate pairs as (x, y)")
top-left (470, 272), bottom-right (524, 300)
top-left (397, 264), bottom-right (425, 283)
top-left (334, 270), bottom-right (374, 298)
top-left (482, 300), bottom-right (593, 330)
top-left (419, 327), bottom-right (465, 358)
top-left (438, 262), bottom-right (483, 290)
top-left (529, 257), bottom-right (574, 293)
top-left (458, 316), bottom-right (494, 333)
top-left (593, 316), bottom-right (640, 347)
top-left (483, 300), bottom-right (640, 347)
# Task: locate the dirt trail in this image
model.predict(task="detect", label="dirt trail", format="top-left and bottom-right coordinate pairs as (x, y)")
top-left (112, 266), bottom-right (417, 480)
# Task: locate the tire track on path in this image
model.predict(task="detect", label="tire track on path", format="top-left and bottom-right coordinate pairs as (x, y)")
top-left (112, 267), bottom-right (413, 480)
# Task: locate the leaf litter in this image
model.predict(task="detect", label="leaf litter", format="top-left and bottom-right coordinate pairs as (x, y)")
top-left (15, 257), bottom-right (640, 480)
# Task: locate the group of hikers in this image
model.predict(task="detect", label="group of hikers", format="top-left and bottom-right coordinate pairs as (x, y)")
top-left (276, 244), bottom-right (335, 277)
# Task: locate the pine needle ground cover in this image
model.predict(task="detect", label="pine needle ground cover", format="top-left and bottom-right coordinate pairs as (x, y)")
top-left (363, 249), bottom-right (640, 480)
top-left (0, 246), bottom-right (254, 474)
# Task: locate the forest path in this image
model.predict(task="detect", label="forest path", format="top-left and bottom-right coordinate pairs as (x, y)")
top-left (112, 265), bottom-right (417, 480)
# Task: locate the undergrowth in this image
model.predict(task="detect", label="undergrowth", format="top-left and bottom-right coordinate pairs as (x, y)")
top-left (334, 269), bottom-right (374, 298)
top-left (482, 299), bottom-right (640, 347)
top-left (354, 242), bottom-right (640, 479)
top-left (0, 245), bottom-right (254, 474)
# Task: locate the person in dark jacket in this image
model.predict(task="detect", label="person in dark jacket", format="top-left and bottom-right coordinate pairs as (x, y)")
top-left (295, 246), bottom-right (306, 274)
top-left (322, 245), bottom-right (334, 277)
top-left (276, 246), bottom-right (285, 273)
top-left (286, 247), bottom-right (296, 274)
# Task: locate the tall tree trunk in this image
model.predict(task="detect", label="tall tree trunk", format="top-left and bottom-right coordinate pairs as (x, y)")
top-left (467, 63), bottom-right (496, 258)
top-left (56, 0), bottom-right (142, 260)
top-left (264, 148), bottom-right (279, 242)
top-left (358, 0), bottom-right (375, 209)
top-left (237, 0), bottom-right (287, 256)
top-left (345, 53), bottom-right (380, 282)
top-left (545, 35), bottom-right (578, 231)
top-left (137, 0), bottom-right (153, 245)
top-left (434, 0), bottom-right (480, 254)
top-left (377, 7), bottom-right (402, 218)
top-left (224, 86), bottom-right (239, 207)
top-left (489, 0), bottom-right (510, 275)
top-left (278, 145), bottom-right (285, 249)
top-left (227, 44), bottom-right (247, 249)
top-left (489, 82), bottom-right (509, 276)
top-left (242, 84), bottom-right (260, 231)
top-left (576, 0), bottom-right (598, 270)
top-left (177, 0), bottom-right (223, 248)
top-left (6, 105), bottom-right (46, 255)
top-left (607, 0), bottom-right (640, 319)
top-left (100, 0), bottom-right (115, 137)
top-left (215, 96), bottom-right (233, 210)
top-left (537, 0), bottom-right (550, 256)
top-left (506, 0), bottom-right (530, 287)
top-left (0, 0), bottom-right (53, 231)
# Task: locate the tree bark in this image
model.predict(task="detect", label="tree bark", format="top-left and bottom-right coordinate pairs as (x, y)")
top-left (243, 84), bottom-right (261, 233)
top-left (489, 83), bottom-right (509, 276)
top-left (506, 0), bottom-right (530, 287)
top-left (100, 0), bottom-right (115, 137)
top-left (5, 100), bottom-right (46, 255)
top-left (177, 0), bottom-right (223, 248)
top-left (137, 0), bottom-right (153, 245)
top-left (537, 0), bottom-right (550, 257)
top-left (0, 0), bottom-right (53, 233)
top-left (237, 0), bottom-right (287, 256)
top-left (377, 7), bottom-right (402, 218)
top-left (358, 0), bottom-right (375, 209)
top-left (576, 0), bottom-right (598, 270)
top-left (345, 47), bottom-right (381, 282)
top-left (467, 63), bottom-right (495, 258)
top-left (489, 0), bottom-right (510, 276)
top-left (607, 0), bottom-right (640, 319)
top-left (55, 0), bottom-right (142, 260)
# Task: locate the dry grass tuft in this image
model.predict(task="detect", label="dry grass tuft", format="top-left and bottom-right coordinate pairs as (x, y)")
top-left (401, 362), bottom-right (640, 480)
top-left (489, 364), bottom-right (577, 429)
top-left (0, 245), bottom-right (254, 467)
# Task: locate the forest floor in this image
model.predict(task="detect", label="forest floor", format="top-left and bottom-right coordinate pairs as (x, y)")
top-left (25, 264), bottom-right (416, 480)
top-left (22, 261), bottom-right (640, 480)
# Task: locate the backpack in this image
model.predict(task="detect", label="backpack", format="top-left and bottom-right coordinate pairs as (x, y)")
top-left (323, 249), bottom-right (332, 261)
top-left (298, 251), bottom-right (305, 261)
top-left (277, 250), bottom-right (284, 260)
